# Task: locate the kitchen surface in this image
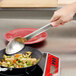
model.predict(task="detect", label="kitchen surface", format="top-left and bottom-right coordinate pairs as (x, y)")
top-left (0, 0), bottom-right (76, 76)
top-left (0, 19), bottom-right (76, 76)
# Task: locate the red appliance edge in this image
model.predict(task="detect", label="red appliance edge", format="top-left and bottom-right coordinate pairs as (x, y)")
top-left (43, 52), bottom-right (60, 76)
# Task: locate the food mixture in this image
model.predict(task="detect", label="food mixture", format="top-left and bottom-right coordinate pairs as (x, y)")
top-left (0, 51), bottom-right (39, 68)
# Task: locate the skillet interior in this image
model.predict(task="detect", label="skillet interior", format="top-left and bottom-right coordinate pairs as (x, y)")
top-left (0, 46), bottom-right (42, 69)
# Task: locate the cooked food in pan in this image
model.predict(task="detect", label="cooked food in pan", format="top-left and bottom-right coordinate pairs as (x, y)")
top-left (0, 51), bottom-right (39, 68)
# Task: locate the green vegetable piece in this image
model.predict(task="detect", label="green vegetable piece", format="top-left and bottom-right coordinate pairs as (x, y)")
top-left (26, 61), bottom-right (32, 66)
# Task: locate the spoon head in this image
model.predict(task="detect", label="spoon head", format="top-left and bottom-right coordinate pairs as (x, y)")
top-left (5, 37), bottom-right (25, 55)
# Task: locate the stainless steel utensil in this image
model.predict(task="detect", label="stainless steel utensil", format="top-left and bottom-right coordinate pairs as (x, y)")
top-left (5, 23), bottom-right (53, 54)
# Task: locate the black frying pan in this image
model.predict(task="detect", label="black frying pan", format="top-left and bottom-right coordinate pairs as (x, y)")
top-left (0, 46), bottom-right (42, 73)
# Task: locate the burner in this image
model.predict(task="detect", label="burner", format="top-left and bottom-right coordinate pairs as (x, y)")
top-left (0, 65), bottom-right (43, 76)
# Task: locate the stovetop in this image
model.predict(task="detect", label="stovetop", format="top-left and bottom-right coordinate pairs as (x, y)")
top-left (0, 51), bottom-right (60, 76)
top-left (0, 65), bottom-right (43, 76)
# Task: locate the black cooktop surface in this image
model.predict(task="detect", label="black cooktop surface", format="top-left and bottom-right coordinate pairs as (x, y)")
top-left (0, 65), bottom-right (43, 76)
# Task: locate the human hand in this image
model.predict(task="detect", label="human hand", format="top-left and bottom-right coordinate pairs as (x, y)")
top-left (51, 3), bottom-right (76, 27)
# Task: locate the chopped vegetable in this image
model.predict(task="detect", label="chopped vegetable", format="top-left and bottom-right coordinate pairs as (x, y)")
top-left (13, 60), bottom-right (16, 63)
top-left (0, 51), bottom-right (39, 68)
top-left (15, 54), bottom-right (22, 58)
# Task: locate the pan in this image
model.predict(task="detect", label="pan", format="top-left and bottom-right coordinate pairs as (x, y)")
top-left (0, 46), bottom-right (42, 74)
